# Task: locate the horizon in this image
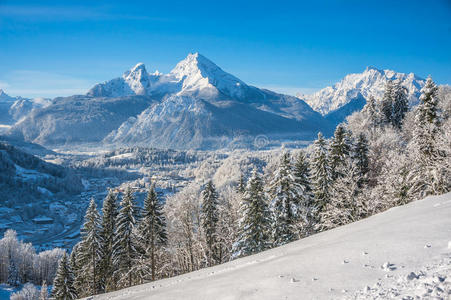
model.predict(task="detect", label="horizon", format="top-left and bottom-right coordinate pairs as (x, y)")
top-left (1, 0), bottom-right (450, 98)
top-left (0, 52), bottom-right (430, 99)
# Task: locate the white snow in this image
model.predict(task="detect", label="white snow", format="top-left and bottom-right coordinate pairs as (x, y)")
top-left (109, 152), bottom-right (134, 160)
top-left (14, 164), bottom-right (51, 181)
top-left (300, 67), bottom-right (426, 115)
top-left (87, 53), bottom-right (250, 101)
top-left (92, 192), bottom-right (451, 300)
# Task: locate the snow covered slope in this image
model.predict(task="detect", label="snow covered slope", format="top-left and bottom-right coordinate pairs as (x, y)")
top-left (0, 89), bottom-right (50, 125)
top-left (11, 53), bottom-right (328, 148)
top-left (300, 67), bottom-right (426, 116)
top-left (88, 53), bottom-right (265, 102)
top-left (92, 192), bottom-right (451, 300)
top-left (9, 95), bottom-right (156, 145)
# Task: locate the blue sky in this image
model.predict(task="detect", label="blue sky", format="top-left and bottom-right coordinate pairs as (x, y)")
top-left (0, 0), bottom-right (450, 98)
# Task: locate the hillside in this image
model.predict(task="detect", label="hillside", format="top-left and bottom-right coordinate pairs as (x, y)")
top-left (92, 192), bottom-right (451, 300)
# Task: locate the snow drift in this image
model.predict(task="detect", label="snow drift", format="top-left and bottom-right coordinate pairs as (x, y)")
top-left (91, 192), bottom-right (451, 300)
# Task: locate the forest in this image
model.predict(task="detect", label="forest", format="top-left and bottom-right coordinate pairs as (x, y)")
top-left (1, 77), bottom-right (450, 299)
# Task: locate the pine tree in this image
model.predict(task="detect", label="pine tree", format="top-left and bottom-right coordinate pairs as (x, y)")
top-left (362, 96), bottom-right (380, 126)
top-left (311, 132), bottom-right (332, 214)
top-left (352, 133), bottom-right (370, 188)
top-left (201, 181), bottom-right (219, 267)
top-left (39, 281), bottom-right (48, 300)
top-left (329, 125), bottom-right (352, 179)
top-left (293, 151), bottom-right (316, 236)
top-left (68, 243), bottom-right (85, 296)
top-left (113, 187), bottom-right (140, 288)
top-left (320, 160), bottom-right (365, 230)
top-left (99, 189), bottom-right (118, 292)
top-left (52, 253), bottom-right (77, 300)
top-left (136, 185), bottom-right (167, 281)
top-left (410, 76), bottom-right (448, 197)
top-left (411, 76), bottom-right (441, 163)
top-left (269, 152), bottom-right (305, 246)
top-left (418, 76), bottom-right (440, 125)
top-left (381, 80), bottom-right (394, 124)
top-left (232, 169), bottom-right (271, 258)
top-left (237, 172), bottom-right (246, 194)
top-left (7, 258), bottom-right (20, 287)
top-left (391, 79), bottom-right (409, 128)
top-left (77, 198), bottom-right (103, 296)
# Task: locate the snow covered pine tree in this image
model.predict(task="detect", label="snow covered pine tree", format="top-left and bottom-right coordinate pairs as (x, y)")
top-left (52, 253), bottom-right (77, 300)
top-left (232, 169), bottom-right (271, 258)
top-left (201, 181), bottom-right (220, 267)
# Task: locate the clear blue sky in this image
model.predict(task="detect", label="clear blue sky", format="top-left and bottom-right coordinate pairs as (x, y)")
top-left (0, 0), bottom-right (450, 98)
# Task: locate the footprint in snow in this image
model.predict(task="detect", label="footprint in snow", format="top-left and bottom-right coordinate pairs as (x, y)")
top-left (381, 262), bottom-right (396, 271)
top-left (343, 259), bottom-right (349, 264)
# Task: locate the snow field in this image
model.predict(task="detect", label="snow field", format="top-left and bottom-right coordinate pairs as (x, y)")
top-left (92, 192), bottom-right (451, 300)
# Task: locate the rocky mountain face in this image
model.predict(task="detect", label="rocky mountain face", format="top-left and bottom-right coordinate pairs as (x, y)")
top-left (299, 67), bottom-right (426, 116)
top-left (6, 55), bottom-right (430, 150)
top-left (10, 53), bottom-right (329, 149)
top-left (0, 89), bottom-right (51, 125)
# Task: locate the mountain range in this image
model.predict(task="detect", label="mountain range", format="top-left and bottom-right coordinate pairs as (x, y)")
top-left (4, 53), bottom-right (427, 149)
top-left (299, 66), bottom-right (425, 116)
top-left (0, 89), bottom-right (51, 126)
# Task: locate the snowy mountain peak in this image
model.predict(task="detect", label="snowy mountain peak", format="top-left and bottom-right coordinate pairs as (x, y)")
top-left (301, 67), bottom-right (426, 115)
top-left (364, 66), bottom-right (383, 73)
top-left (171, 53), bottom-right (222, 78)
top-left (169, 53), bottom-right (248, 99)
top-left (87, 53), bottom-right (250, 99)
top-left (0, 89), bottom-right (12, 100)
top-left (0, 89), bottom-right (23, 102)
top-left (125, 62), bottom-right (148, 76)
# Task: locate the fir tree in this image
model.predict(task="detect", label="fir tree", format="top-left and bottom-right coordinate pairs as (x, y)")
top-left (418, 76), bottom-right (440, 125)
top-left (362, 95), bottom-right (380, 126)
top-left (269, 152), bottom-right (305, 246)
top-left (412, 76), bottom-right (441, 162)
top-left (52, 253), bottom-right (77, 300)
top-left (113, 187), bottom-right (139, 288)
top-left (7, 258), bottom-right (20, 287)
top-left (99, 189), bottom-right (118, 292)
top-left (311, 132), bottom-right (332, 214)
top-left (201, 181), bottom-right (219, 267)
top-left (391, 79), bottom-right (409, 128)
top-left (232, 169), bottom-right (271, 258)
top-left (352, 133), bottom-right (370, 188)
top-left (293, 151), bottom-right (316, 236)
top-left (136, 185), bottom-right (167, 281)
top-left (237, 172), bottom-right (246, 194)
top-left (381, 80), bottom-right (394, 124)
top-left (320, 160), bottom-right (365, 230)
top-left (410, 76), bottom-right (448, 196)
top-left (69, 243), bottom-right (84, 296)
top-left (329, 125), bottom-right (352, 179)
top-left (77, 198), bottom-right (103, 296)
